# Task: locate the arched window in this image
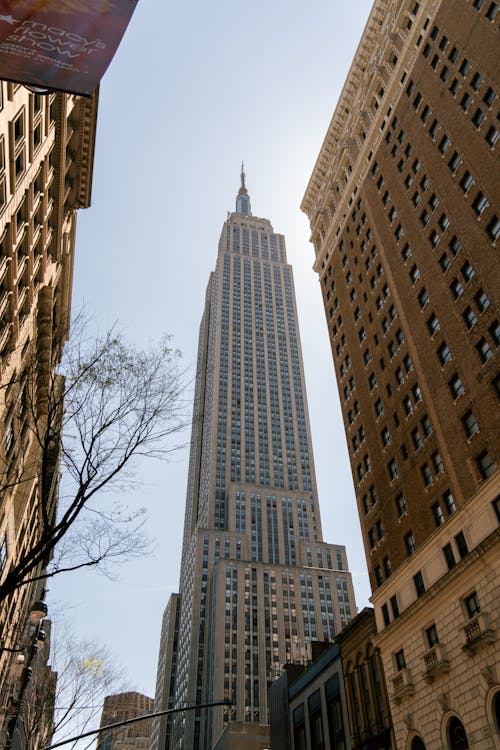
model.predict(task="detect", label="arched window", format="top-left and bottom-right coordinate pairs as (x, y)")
top-left (494, 690), bottom-right (500, 733)
top-left (447, 717), bottom-right (469, 749)
top-left (410, 736), bottom-right (426, 750)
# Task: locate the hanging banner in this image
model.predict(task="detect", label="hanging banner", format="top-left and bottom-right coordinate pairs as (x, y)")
top-left (0, 0), bottom-right (137, 96)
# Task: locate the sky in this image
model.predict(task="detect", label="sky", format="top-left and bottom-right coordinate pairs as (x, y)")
top-left (51, 0), bottom-right (375, 703)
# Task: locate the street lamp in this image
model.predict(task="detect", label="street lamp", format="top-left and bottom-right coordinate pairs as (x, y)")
top-left (1, 599), bottom-right (49, 750)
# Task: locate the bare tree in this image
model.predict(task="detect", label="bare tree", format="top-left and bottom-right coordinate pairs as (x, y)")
top-left (0, 315), bottom-right (188, 604)
top-left (20, 620), bottom-right (128, 750)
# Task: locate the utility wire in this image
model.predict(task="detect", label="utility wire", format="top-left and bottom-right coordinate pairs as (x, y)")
top-left (41, 699), bottom-right (231, 750)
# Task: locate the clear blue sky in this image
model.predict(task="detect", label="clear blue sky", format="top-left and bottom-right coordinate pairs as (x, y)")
top-left (51, 0), bottom-right (374, 699)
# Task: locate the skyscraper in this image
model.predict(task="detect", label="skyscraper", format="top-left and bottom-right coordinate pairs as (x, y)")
top-left (301, 1), bottom-right (499, 747)
top-left (152, 169), bottom-right (356, 750)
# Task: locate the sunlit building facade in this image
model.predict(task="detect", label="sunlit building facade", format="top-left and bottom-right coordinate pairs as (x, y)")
top-left (153, 171), bottom-right (356, 750)
top-left (0, 81), bottom-right (97, 716)
top-left (301, 1), bottom-right (499, 748)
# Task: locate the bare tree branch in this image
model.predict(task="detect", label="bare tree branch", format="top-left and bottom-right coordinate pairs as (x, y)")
top-left (0, 314), bottom-right (189, 604)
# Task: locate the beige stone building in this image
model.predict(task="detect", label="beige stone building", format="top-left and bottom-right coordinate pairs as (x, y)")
top-left (301, 0), bottom-right (499, 748)
top-left (0, 80), bottom-right (97, 714)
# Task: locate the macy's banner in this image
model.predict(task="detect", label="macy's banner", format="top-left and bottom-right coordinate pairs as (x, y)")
top-left (0, 0), bottom-right (137, 95)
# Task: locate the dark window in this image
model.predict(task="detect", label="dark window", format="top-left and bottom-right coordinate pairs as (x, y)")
top-left (396, 493), bottom-right (407, 517)
top-left (455, 531), bottom-right (469, 558)
top-left (405, 531), bottom-right (416, 556)
top-left (464, 591), bottom-right (480, 619)
top-left (476, 450), bottom-right (495, 478)
top-left (462, 409), bottom-right (479, 437)
top-left (443, 542), bottom-right (456, 570)
top-left (394, 648), bottom-right (406, 671)
top-left (432, 501), bottom-right (445, 526)
top-left (390, 595), bottom-right (400, 619)
top-left (382, 603), bottom-right (390, 626)
top-left (449, 374), bottom-right (465, 399)
top-left (426, 624), bottom-right (439, 648)
top-left (413, 571), bottom-right (426, 597)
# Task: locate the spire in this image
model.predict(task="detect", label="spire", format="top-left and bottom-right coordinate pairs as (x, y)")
top-left (236, 162), bottom-right (251, 215)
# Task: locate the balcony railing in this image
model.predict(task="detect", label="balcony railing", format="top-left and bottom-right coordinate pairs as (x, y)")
top-left (462, 612), bottom-right (496, 655)
top-left (392, 668), bottom-right (414, 703)
top-left (422, 643), bottom-right (450, 682)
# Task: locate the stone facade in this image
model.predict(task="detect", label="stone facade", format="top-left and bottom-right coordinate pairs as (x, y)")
top-left (0, 80), bottom-right (97, 721)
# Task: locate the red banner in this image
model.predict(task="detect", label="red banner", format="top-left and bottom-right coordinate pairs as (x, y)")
top-left (0, 0), bottom-right (137, 96)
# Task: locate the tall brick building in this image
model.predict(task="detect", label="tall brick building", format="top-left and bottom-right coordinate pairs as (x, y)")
top-left (301, 0), bottom-right (499, 747)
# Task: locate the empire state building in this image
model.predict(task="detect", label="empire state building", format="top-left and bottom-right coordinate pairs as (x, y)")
top-left (151, 171), bottom-right (356, 750)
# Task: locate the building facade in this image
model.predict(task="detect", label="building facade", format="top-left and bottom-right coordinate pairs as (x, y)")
top-left (150, 594), bottom-right (181, 750)
top-left (154, 171), bottom-right (356, 750)
top-left (301, 1), bottom-right (499, 748)
top-left (97, 692), bottom-right (154, 750)
top-left (0, 80), bottom-right (98, 719)
top-left (269, 641), bottom-right (350, 750)
top-left (336, 607), bottom-right (393, 750)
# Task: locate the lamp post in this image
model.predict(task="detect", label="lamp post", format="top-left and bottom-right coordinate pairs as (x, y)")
top-left (1, 599), bottom-right (48, 750)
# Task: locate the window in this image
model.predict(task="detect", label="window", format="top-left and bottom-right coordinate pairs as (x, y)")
top-left (476, 449), bottom-right (495, 478)
top-left (490, 320), bottom-right (500, 345)
top-left (383, 556), bottom-right (392, 578)
top-left (439, 253), bottom-right (451, 272)
top-left (0, 535), bottom-right (7, 575)
top-left (375, 398), bottom-right (383, 417)
top-left (418, 288), bottom-right (429, 307)
top-left (409, 264), bottom-right (420, 283)
top-left (368, 528), bottom-right (376, 549)
top-left (485, 126), bottom-right (499, 147)
top-left (421, 463), bottom-right (433, 486)
top-left (388, 458), bottom-right (398, 480)
top-left (448, 151), bottom-right (461, 173)
top-left (382, 603), bottom-right (390, 626)
top-left (462, 306), bottom-right (477, 330)
top-left (460, 92), bottom-right (472, 111)
top-left (426, 624), bottom-right (439, 648)
top-left (476, 337), bottom-right (493, 362)
top-left (412, 427), bottom-right (423, 449)
top-left (421, 415), bottom-right (432, 436)
top-left (381, 426), bottom-right (391, 447)
top-left (432, 501), bottom-right (445, 526)
top-left (375, 566), bottom-right (383, 586)
top-left (474, 288), bottom-right (490, 312)
top-left (443, 490), bottom-right (457, 514)
top-left (472, 191), bottom-right (489, 216)
top-left (433, 451), bottom-right (444, 474)
top-left (413, 571), bottom-right (426, 597)
top-left (450, 278), bottom-right (464, 299)
top-left (437, 342), bottom-right (451, 365)
top-left (390, 595), bottom-right (400, 619)
top-left (427, 313), bottom-right (440, 334)
top-left (438, 134), bottom-right (450, 154)
top-left (472, 108), bottom-right (486, 128)
top-left (455, 531), bottom-right (469, 558)
top-left (395, 649), bottom-right (406, 671)
top-left (405, 531), bottom-right (416, 556)
top-left (443, 542), bottom-right (456, 570)
top-left (462, 409), bottom-right (479, 437)
top-left (396, 493), bottom-right (407, 517)
top-left (464, 591), bottom-right (480, 619)
top-left (449, 373), bottom-right (465, 399)
top-left (459, 170), bottom-right (474, 193)
top-left (486, 214), bottom-right (500, 242)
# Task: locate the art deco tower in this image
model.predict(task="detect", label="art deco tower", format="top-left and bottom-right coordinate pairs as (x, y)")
top-left (152, 169), bottom-right (356, 750)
